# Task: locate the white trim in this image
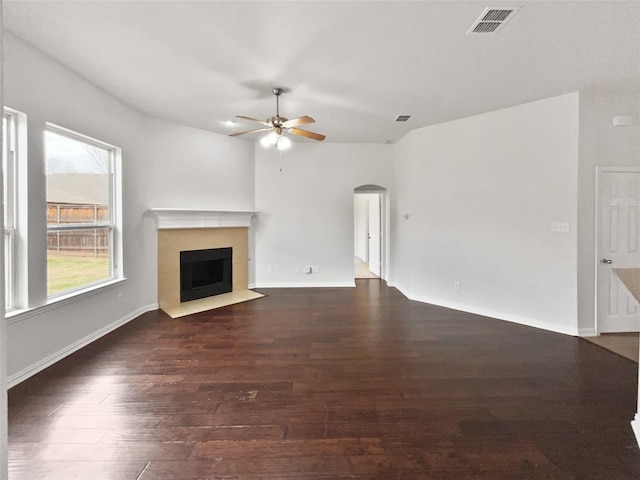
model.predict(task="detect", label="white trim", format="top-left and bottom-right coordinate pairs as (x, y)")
top-left (7, 303), bottom-right (158, 388)
top-left (353, 185), bottom-right (390, 283)
top-left (12, 108), bottom-right (28, 313)
top-left (632, 414), bottom-right (640, 449)
top-left (578, 328), bottom-right (598, 337)
top-left (395, 284), bottom-right (579, 336)
top-left (149, 208), bottom-right (258, 229)
top-left (45, 122), bottom-right (118, 150)
top-left (594, 165), bottom-right (640, 334)
top-left (596, 166), bottom-right (640, 174)
top-left (6, 278), bottom-right (126, 324)
top-left (3, 108), bottom-right (22, 312)
top-left (253, 282), bottom-right (356, 289)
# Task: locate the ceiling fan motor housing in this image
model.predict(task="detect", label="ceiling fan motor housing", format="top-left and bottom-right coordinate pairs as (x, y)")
top-left (270, 116), bottom-right (287, 127)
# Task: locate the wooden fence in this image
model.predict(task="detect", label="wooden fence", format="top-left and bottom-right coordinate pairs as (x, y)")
top-left (47, 203), bottom-right (109, 257)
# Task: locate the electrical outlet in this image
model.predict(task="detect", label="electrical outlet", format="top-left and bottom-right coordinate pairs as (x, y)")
top-left (311, 266), bottom-right (319, 273)
top-left (267, 266), bottom-right (273, 273)
top-left (454, 282), bottom-right (461, 291)
top-left (551, 222), bottom-right (570, 233)
top-left (118, 293), bottom-right (124, 303)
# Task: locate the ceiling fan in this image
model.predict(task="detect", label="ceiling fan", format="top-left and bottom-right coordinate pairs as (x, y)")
top-left (230, 88), bottom-right (325, 148)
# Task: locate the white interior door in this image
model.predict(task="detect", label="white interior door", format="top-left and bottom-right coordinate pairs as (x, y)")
top-left (597, 169), bottom-right (640, 333)
top-left (367, 195), bottom-right (381, 277)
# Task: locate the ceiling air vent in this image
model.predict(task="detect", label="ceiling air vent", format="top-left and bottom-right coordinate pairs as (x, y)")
top-left (468, 7), bottom-right (519, 34)
top-left (395, 115), bottom-right (411, 122)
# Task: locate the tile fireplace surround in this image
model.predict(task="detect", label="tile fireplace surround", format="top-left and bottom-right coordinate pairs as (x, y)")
top-left (149, 209), bottom-right (262, 318)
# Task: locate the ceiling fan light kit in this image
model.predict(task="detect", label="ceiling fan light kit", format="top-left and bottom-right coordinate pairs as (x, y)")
top-left (230, 87), bottom-right (325, 148)
top-left (260, 131), bottom-right (292, 150)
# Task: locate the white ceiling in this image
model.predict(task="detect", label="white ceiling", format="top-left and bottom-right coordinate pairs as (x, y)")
top-left (4, 1), bottom-right (640, 144)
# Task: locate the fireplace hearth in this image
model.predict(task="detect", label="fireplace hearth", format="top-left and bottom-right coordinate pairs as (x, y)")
top-left (180, 247), bottom-right (232, 302)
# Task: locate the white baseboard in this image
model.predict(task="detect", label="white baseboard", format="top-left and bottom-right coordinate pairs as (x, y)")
top-left (395, 285), bottom-right (580, 337)
top-left (632, 415), bottom-right (640, 449)
top-left (253, 282), bottom-right (356, 289)
top-left (8, 303), bottom-right (158, 388)
top-left (578, 328), bottom-right (598, 337)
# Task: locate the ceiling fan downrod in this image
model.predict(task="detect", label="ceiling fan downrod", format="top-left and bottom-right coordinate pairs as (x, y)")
top-left (273, 87), bottom-right (282, 118)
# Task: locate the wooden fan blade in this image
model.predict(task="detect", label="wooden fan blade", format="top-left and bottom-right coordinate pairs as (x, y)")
top-left (282, 116), bottom-right (315, 128)
top-left (229, 127), bottom-right (272, 137)
top-left (236, 115), bottom-right (270, 127)
top-left (287, 127), bottom-right (326, 141)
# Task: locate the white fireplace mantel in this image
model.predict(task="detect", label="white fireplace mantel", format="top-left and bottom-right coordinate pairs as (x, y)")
top-left (149, 208), bottom-right (258, 229)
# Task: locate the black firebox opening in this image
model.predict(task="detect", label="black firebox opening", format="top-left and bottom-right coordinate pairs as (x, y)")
top-left (180, 247), bottom-right (232, 302)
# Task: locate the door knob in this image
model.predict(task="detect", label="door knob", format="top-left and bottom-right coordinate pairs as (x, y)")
top-left (601, 258), bottom-right (613, 264)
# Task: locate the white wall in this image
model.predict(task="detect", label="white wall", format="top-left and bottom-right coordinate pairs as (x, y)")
top-left (577, 89), bottom-right (640, 334)
top-left (3, 33), bottom-right (255, 383)
top-left (254, 143), bottom-right (393, 287)
top-left (393, 93), bottom-right (580, 335)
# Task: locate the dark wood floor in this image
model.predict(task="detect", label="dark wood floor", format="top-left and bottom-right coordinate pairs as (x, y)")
top-left (8, 281), bottom-right (640, 479)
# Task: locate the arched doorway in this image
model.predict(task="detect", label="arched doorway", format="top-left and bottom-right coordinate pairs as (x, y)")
top-left (354, 185), bottom-right (387, 280)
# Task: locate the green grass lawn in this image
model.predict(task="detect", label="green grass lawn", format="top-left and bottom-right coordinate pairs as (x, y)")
top-left (47, 255), bottom-right (110, 295)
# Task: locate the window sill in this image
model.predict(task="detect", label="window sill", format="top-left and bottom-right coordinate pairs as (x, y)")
top-left (6, 277), bottom-right (127, 325)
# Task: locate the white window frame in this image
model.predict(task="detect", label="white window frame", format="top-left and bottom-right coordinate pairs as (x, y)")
top-left (45, 123), bottom-right (123, 299)
top-left (3, 109), bottom-right (18, 311)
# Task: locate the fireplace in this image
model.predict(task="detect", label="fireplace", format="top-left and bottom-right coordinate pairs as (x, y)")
top-left (180, 247), bottom-right (232, 302)
top-left (151, 209), bottom-right (261, 318)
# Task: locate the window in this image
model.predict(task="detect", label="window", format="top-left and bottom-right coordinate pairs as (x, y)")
top-left (3, 109), bottom-right (19, 310)
top-left (45, 124), bottom-right (121, 297)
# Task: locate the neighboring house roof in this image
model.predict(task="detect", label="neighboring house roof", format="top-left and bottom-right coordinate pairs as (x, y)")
top-left (46, 173), bottom-right (109, 205)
